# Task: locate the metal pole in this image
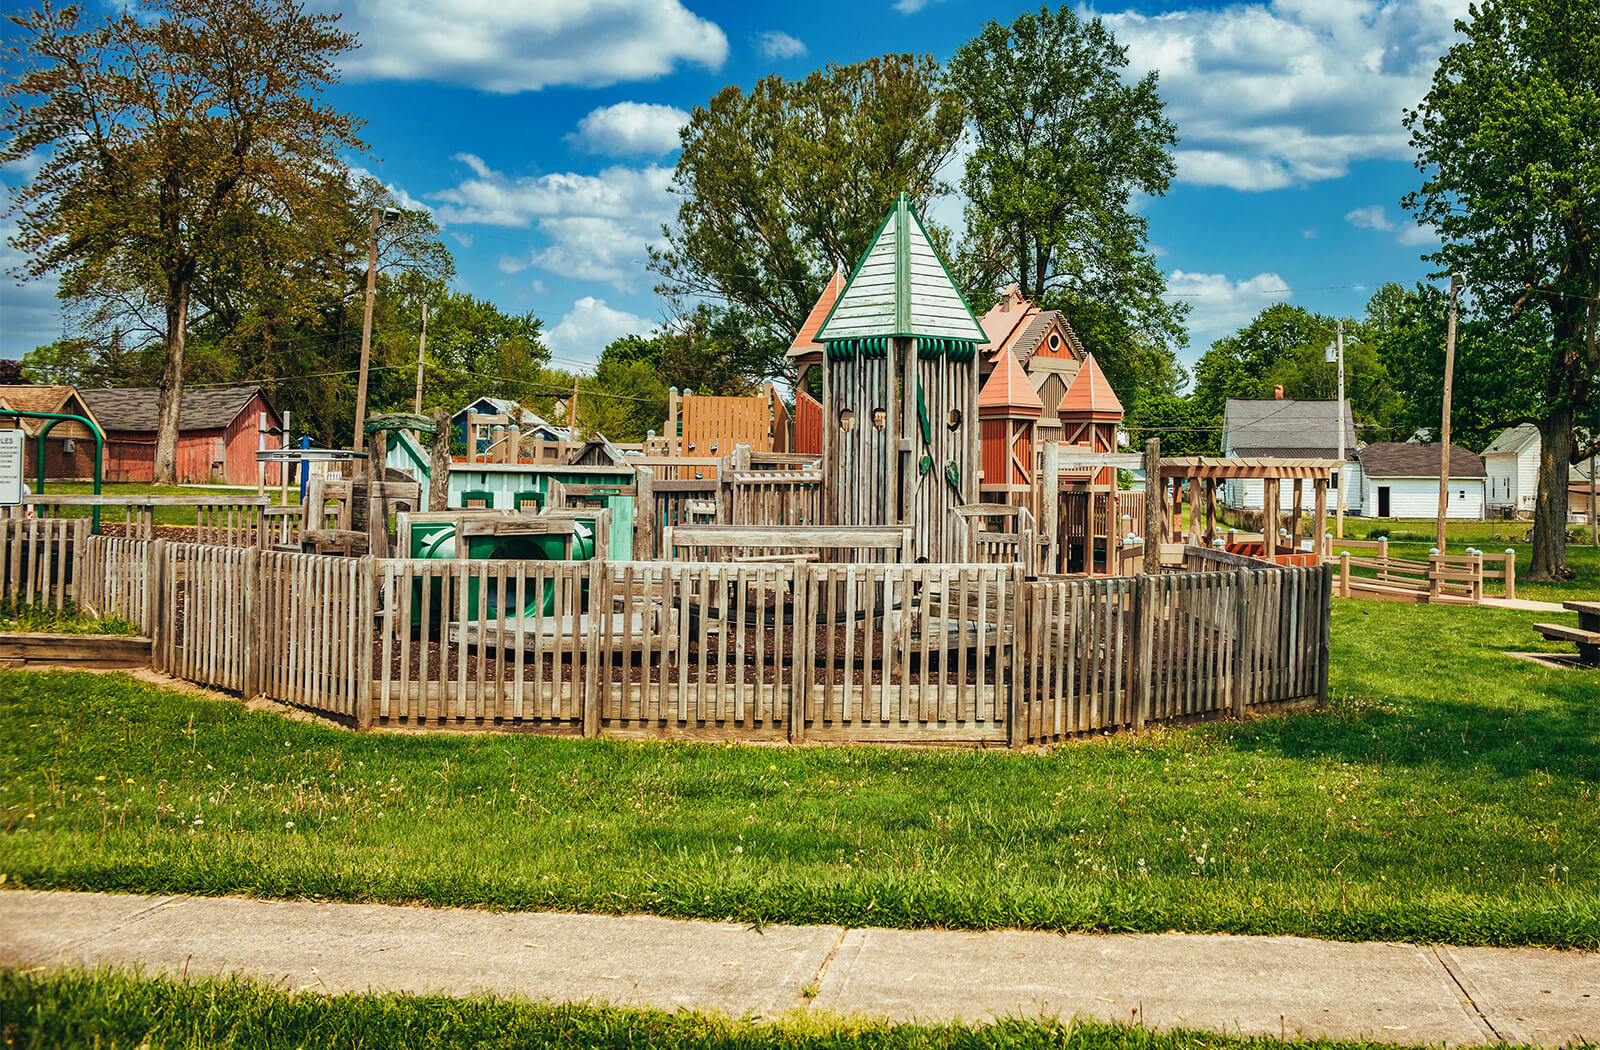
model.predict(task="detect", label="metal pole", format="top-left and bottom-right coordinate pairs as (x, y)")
top-left (1335, 319), bottom-right (1347, 539)
top-left (413, 301), bottom-right (428, 415)
top-left (1436, 274), bottom-right (1461, 551)
top-left (352, 206), bottom-right (380, 454)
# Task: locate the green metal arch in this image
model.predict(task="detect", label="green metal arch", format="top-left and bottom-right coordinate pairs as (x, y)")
top-left (0, 409), bottom-right (105, 531)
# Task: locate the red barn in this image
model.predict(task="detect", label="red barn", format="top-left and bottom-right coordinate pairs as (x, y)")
top-left (79, 385), bottom-right (281, 485)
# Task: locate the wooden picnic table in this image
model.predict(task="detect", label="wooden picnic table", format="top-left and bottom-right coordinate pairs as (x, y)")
top-left (1532, 601), bottom-right (1600, 667)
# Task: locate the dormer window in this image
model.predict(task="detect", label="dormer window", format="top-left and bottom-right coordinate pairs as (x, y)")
top-left (1048, 332), bottom-right (1061, 352)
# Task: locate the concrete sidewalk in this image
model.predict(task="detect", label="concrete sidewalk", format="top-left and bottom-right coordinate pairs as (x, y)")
top-left (2, 890), bottom-right (1595, 1045)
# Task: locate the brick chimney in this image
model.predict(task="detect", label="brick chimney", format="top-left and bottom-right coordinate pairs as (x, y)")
top-left (1273, 385), bottom-right (1284, 399)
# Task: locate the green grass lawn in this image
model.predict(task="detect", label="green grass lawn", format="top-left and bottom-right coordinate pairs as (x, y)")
top-left (0, 600), bottom-right (138, 636)
top-left (0, 970), bottom-right (1421, 1050)
top-left (1, 600), bottom-right (1596, 948)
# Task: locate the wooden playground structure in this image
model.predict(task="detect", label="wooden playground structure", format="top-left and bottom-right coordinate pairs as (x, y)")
top-left (0, 195), bottom-right (1346, 746)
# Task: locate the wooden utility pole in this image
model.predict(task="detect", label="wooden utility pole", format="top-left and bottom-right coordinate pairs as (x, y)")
top-left (570, 374), bottom-right (580, 441)
top-left (353, 207), bottom-right (381, 454)
top-left (1591, 452), bottom-right (1598, 547)
top-left (412, 302), bottom-right (428, 415)
top-left (1436, 273), bottom-right (1462, 551)
top-left (1143, 437), bottom-right (1162, 570)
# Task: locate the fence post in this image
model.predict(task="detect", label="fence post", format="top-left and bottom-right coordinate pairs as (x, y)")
top-left (582, 559), bottom-right (602, 738)
top-left (1131, 573), bottom-right (1155, 731)
top-left (1470, 550), bottom-right (1483, 604)
top-left (241, 547), bottom-right (261, 699)
top-left (1232, 572), bottom-right (1251, 719)
top-left (355, 555), bottom-right (376, 729)
top-left (634, 465), bottom-right (656, 560)
top-left (1007, 564), bottom-right (1026, 749)
top-left (148, 539), bottom-right (167, 671)
top-left (1377, 537), bottom-right (1389, 581)
top-left (788, 565), bottom-right (811, 745)
top-left (1318, 563), bottom-right (1333, 706)
top-left (70, 517), bottom-right (88, 610)
top-left (1503, 549), bottom-right (1516, 601)
top-left (1339, 551), bottom-right (1350, 598)
top-left (1428, 552), bottom-right (1441, 602)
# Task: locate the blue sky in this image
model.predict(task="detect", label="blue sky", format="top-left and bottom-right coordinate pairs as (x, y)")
top-left (0, 0), bottom-right (1466, 377)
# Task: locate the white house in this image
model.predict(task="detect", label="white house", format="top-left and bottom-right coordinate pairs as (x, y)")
top-left (1357, 442), bottom-right (1486, 519)
top-left (1481, 423), bottom-right (1539, 513)
top-left (1220, 396), bottom-right (1362, 514)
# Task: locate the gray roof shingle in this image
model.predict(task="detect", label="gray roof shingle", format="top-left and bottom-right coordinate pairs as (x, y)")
top-left (79, 385), bottom-right (271, 433)
top-left (1223, 398), bottom-right (1357, 457)
top-left (1357, 442), bottom-right (1486, 479)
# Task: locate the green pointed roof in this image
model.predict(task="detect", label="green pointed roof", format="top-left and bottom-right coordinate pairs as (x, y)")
top-left (814, 194), bottom-right (986, 345)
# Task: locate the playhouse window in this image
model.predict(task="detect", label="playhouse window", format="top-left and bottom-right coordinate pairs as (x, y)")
top-left (1048, 333), bottom-right (1061, 351)
top-left (838, 408), bottom-right (856, 432)
top-left (946, 408), bottom-right (963, 430)
top-left (871, 407), bottom-right (886, 430)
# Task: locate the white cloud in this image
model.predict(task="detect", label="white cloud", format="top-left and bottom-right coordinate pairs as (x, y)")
top-left (757, 31), bottom-right (806, 59)
top-left (329, 0), bottom-right (728, 94)
top-left (892, 0), bottom-right (944, 12)
top-left (546, 296), bottom-right (656, 365)
top-left (432, 157), bottom-right (673, 291)
top-left (1345, 203), bottom-right (1438, 245)
top-left (570, 102), bottom-right (688, 156)
top-left (348, 165), bottom-right (432, 214)
top-left (450, 231), bottom-right (473, 249)
top-left (1165, 270), bottom-right (1291, 338)
top-left (1101, 0), bottom-right (1471, 191)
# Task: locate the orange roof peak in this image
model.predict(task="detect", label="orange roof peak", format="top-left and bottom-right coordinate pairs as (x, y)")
top-left (785, 269), bottom-right (846, 360)
top-left (1057, 353), bottom-right (1123, 420)
top-left (978, 344), bottom-right (1044, 417)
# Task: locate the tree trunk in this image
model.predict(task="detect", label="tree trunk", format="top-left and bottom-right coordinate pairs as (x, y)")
top-left (152, 281), bottom-right (189, 486)
top-left (1529, 407), bottom-right (1575, 580)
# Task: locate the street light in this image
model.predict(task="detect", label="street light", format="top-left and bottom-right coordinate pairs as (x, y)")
top-left (353, 206), bottom-right (403, 454)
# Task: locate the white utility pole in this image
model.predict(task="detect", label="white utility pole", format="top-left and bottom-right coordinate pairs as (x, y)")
top-left (1334, 319), bottom-right (1347, 539)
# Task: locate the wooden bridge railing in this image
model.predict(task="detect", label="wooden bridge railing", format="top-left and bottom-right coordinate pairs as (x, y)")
top-left (7, 526), bottom-right (1332, 746)
top-left (1332, 538), bottom-right (1504, 605)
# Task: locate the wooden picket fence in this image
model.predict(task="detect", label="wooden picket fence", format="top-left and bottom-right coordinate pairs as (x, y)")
top-left (0, 518), bottom-right (89, 611)
top-left (4, 525), bottom-right (1332, 745)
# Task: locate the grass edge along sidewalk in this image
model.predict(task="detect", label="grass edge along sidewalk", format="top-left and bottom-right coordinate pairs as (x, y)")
top-left (1, 600), bottom-right (1597, 949)
top-left (0, 967), bottom-right (1561, 1050)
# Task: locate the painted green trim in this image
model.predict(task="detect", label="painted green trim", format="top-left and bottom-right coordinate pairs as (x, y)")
top-left (894, 193), bottom-right (911, 335)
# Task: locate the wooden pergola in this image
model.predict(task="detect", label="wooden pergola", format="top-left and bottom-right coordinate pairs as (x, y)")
top-left (1050, 451), bottom-right (1338, 565)
top-left (1158, 456), bottom-right (1337, 561)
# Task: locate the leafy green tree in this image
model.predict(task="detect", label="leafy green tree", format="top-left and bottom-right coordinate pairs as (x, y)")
top-left (1192, 305), bottom-right (1336, 420)
top-left (949, 3), bottom-right (1186, 370)
top-left (1402, 0), bottom-right (1600, 577)
top-left (652, 54), bottom-right (965, 367)
top-left (2, 0), bottom-right (364, 482)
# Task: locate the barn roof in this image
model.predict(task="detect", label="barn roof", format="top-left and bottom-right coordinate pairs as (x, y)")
top-left (978, 346), bottom-right (1043, 417)
top-left (79, 384), bottom-right (274, 433)
top-left (814, 194), bottom-right (985, 345)
top-left (785, 270), bottom-right (845, 361)
top-left (1357, 442), bottom-right (1486, 479)
top-left (0, 385), bottom-right (101, 437)
top-left (1057, 354), bottom-right (1123, 420)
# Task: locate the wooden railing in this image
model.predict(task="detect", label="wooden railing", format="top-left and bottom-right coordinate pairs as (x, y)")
top-left (1333, 538), bottom-right (1505, 605)
top-left (23, 494), bottom-right (280, 547)
top-left (8, 527), bottom-right (1332, 745)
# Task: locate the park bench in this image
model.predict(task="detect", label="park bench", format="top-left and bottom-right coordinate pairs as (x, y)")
top-left (1532, 601), bottom-right (1600, 667)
